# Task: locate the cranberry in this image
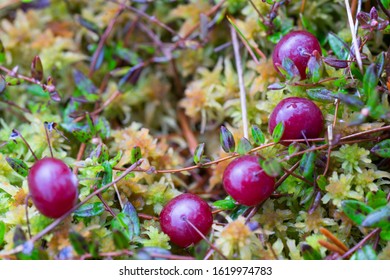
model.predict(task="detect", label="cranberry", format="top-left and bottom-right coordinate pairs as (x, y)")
top-left (272, 30), bottom-right (321, 79)
top-left (159, 193), bottom-right (213, 248)
top-left (27, 158), bottom-right (78, 218)
top-left (222, 155), bottom-right (275, 206)
top-left (268, 97), bottom-right (324, 142)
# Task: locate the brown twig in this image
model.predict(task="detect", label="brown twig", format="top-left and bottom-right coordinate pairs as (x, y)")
top-left (339, 228), bottom-right (381, 259)
top-left (73, 142), bottom-right (86, 175)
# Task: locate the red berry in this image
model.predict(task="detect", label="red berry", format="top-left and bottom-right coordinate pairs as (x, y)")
top-left (272, 30), bottom-right (321, 79)
top-left (268, 97), bottom-right (324, 142)
top-left (222, 155), bottom-right (275, 206)
top-left (159, 193), bottom-right (213, 248)
top-left (27, 158), bottom-right (78, 218)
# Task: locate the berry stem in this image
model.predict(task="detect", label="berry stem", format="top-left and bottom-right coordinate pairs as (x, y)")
top-left (43, 123), bottom-right (54, 158)
top-left (183, 217), bottom-right (228, 260)
top-left (13, 129), bottom-right (38, 161)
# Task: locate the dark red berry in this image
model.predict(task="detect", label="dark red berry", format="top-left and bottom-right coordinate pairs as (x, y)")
top-left (272, 30), bottom-right (321, 79)
top-left (222, 155), bottom-right (275, 206)
top-left (27, 158), bottom-right (78, 218)
top-left (268, 97), bottom-right (324, 142)
top-left (159, 193), bottom-right (213, 248)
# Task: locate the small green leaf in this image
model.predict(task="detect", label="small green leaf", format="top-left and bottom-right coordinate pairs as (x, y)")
top-left (363, 64), bottom-right (379, 109)
top-left (0, 221), bottom-right (6, 246)
top-left (341, 200), bottom-right (374, 225)
top-left (281, 57), bottom-right (301, 80)
top-left (0, 75), bottom-right (6, 94)
top-left (230, 205), bottom-right (249, 220)
top-left (86, 113), bottom-right (96, 135)
top-left (130, 146), bottom-right (142, 164)
top-left (72, 129), bottom-right (93, 143)
top-left (111, 202), bottom-right (140, 241)
top-left (366, 190), bottom-right (387, 209)
top-left (316, 175), bottom-right (327, 191)
top-left (301, 243), bottom-right (323, 260)
top-left (193, 143), bottom-right (205, 164)
top-left (371, 139), bottom-right (390, 158)
top-left (108, 150), bottom-right (122, 167)
top-left (300, 151), bottom-right (316, 181)
top-left (6, 157), bottom-right (29, 177)
top-left (213, 196), bottom-right (236, 210)
top-left (380, 227), bottom-right (390, 241)
top-left (328, 32), bottom-right (349, 60)
top-left (260, 158), bottom-right (282, 177)
top-left (220, 125), bottom-right (235, 153)
top-left (251, 125), bottom-right (265, 145)
top-left (306, 88), bottom-right (336, 103)
top-left (288, 142), bottom-right (300, 155)
top-left (350, 245), bottom-right (377, 260)
top-left (69, 231), bottom-right (89, 255)
top-left (99, 161), bottom-right (113, 187)
top-left (0, 40), bottom-right (5, 63)
top-left (236, 137), bottom-right (252, 155)
top-left (272, 122), bottom-right (284, 143)
top-left (31, 56), bottom-right (44, 82)
top-left (73, 202), bottom-right (105, 218)
top-left (112, 229), bottom-right (130, 250)
top-left (361, 205), bottom-right (390, 228)
top-left (306, 55), bottom-right (322, 83)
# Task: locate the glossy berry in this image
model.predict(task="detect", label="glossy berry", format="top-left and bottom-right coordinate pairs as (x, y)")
top-left (222, 155), bottom-right (275, 206)
top-left (159, 193), bottom-right (213, 248)
top-left (269, 97), bottom-right (324, 142)
top-left (272, 30), bottom-right (321, 79)
top-left (27, 158), bottom-right (78, 218)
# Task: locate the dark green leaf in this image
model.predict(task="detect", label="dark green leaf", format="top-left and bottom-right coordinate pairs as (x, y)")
top-left (341, 200), bottom-right (374, 225)
top-left (111, 202), bottom-right (140, 241)
top-left (193, 143), bottom-right (205, 164)
top-left (31, 56), bottom-right (43, 82)
top-left (69, 231), bottom-right (89, 255)
top-left (366, 190), bottom-right (387, 209)
top-left (213, 196), bottom-right (236, 210)
top-left (0, 40), bottom-right (5, 63)
top-left (300, 151), bottom-right (316, 181)
top-left (100, 161), bottom-right (113, 187)
top-left (288, 142), bottom-right (300, 155)
top-left (0, 221), bottom-right (6, 245)
top-left (281, 57), bottom-right (301, 80)
top-left (0, 75), bottom-right (6, 94)
top-left (306, 55), bottom-right (322, 83)
top-left (272, 122), bottom-right (284, 143)
top-left (375, 52), bottom-right (385, 76)
top-left (337, 93), bottom-right (364, 110)
top-left (363, 64), bottom-right (379, 109)
top-left (230, 205), bottom-right (249, 220)
top-left (86, 113), bottom-right (96, 135)
top-left (72, 129), bottom-right (93, 143)
top-left (251, 125), bottom-right (265, 145)
top-left (73, 69), bottom-right (98, 95)
top-left (73, 202), bottom-right (104, 218)
top-left (95, 117), bottom-right (111, 139)
top-left (350, 245), bottom-right (377, 260)
top-left (361, 205), bottom-right (390, 228)
top-left (306, 88), bottom-right (336, 103)
top-left (220, 125), bottom-right (235, 153)
top-left (328, 32), bottom-right (349, 60)
top-left (371, 139), bottom-right (390, 158)
top-left (6, 157), bottom-right (29, 177)
top-left (236, 137), bottom-right (252, 155)
top-left (316, 175), bottom-right (327, 191)
top-left (112, 229), bottom-right (130, 250)
top-left (380, 227), bottom-right (390, 241)
top-left (301, 243), bottom-right (322, 260)
top-left (260, 158), bottom-right (282, 177)
top-left (130, 146), bottom-right (142, 164)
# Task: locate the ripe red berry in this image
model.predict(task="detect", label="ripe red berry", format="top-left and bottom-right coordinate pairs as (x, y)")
top-left (272, 30), bottom-right (321, 79)
top-left (222, 155), bottom-right (275, 206)
top-left (268, 97), bottom-right (324, 142)
top-left (159, 193), bottom-right (213, 248)
top-left (27, 158), bottom-right (78, 218)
